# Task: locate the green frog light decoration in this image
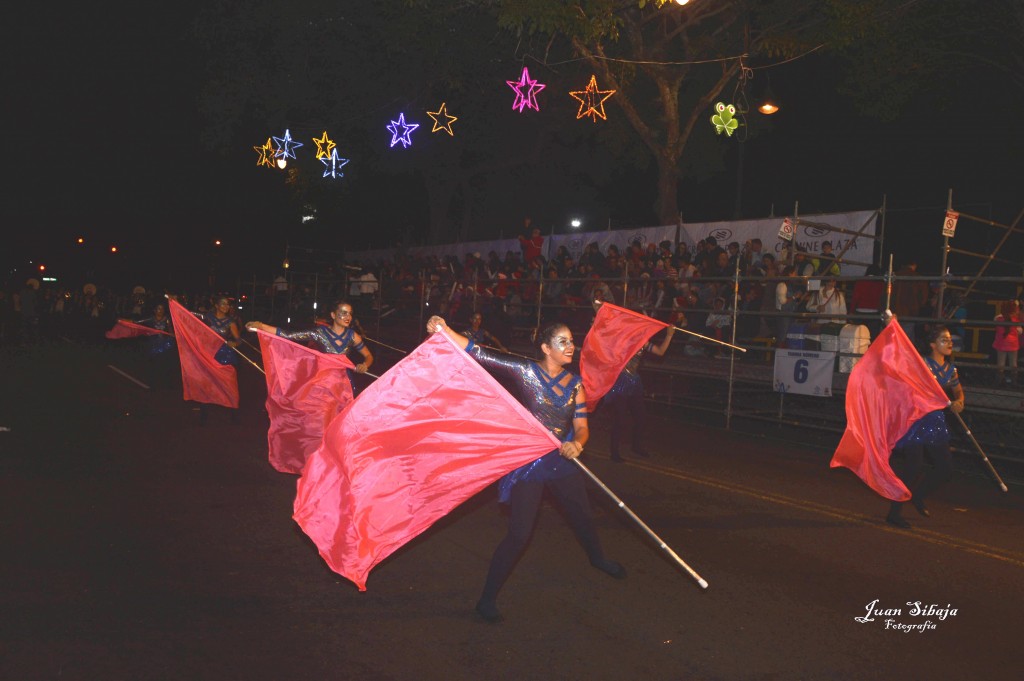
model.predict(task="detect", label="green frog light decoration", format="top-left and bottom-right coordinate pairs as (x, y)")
top-left (711, 102), bottom-right (739, 137)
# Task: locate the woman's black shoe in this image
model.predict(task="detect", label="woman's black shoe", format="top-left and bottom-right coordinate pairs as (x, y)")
top-left (475, 599), bottom-right (503, 623)
top-left (910, 497), bottom-right (930, 518)
top-left (886, 513), bottom-right (911, 529)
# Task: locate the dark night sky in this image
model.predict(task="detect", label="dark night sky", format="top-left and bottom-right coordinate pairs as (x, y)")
top-left (5, 3), bottom-right (1021, 289)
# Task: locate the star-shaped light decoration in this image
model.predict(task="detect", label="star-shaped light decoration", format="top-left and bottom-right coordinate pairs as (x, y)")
top-left (386, 113), bottom-right (420, 148)
top-left (569, 75), bottom-right (616, 122)
top-left (272, 128), bottom-right (304, 159)
top-left (320, 148), bottom-right (350, 179)
top-left (426, 102), bottom-right (458, 136)
top-left (253, 138), bottom-right (276, 168)
top-left (312, 131), bottom-right (336, 160)
top-left (506, 66), bottom-right (546, 113)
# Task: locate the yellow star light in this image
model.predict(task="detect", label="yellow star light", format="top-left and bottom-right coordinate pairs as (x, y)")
top-left (254, 138), bottom-right (276, 168)
top-left (569, 75), bottom-right (616, 122)
top-left (312, 131), bottom-right (336, 160)
top-left (426, 102), bottom-right (458, 136)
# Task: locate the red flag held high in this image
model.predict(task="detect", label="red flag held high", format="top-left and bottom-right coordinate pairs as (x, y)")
top-left (830, 320), bottom-right (950, 500)
top-left (257, 329), bottom-right (354, 474)
top-left (168, 300), bottom-right (239, 409)
top-left (293, 331), bottom-right (560, 591)
top-left (580, 302), bottom-right (668, 405)
top-left (105, 319), bottom-right (171, 339)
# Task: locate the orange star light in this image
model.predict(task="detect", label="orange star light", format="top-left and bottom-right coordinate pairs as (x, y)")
top-left (312, 131), bottom-right (336, 160)
top-left (569, 75), bottom-right (616, 122)
top-left (254, 138), bottom-right (276, 168)
top-left (426, 102), bottom-right (458, 136)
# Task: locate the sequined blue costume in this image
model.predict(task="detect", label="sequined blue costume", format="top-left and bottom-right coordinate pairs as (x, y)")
top-left (139, 315), bottom-right (174, 355)
top-left (275, 325), bottom-right (365, 355)
top-left (465, 340), bottom-right (587, 502)
top-left (604, 344), bottom-right (651, 460)
top-left (895, 356), bottom-right (958, 448)
top-left (195, 312), bottom-right (238, 366)
top-left (465, 336), bottom-right (621, 620)
top-left (888, 354), bottom-right (958, 525)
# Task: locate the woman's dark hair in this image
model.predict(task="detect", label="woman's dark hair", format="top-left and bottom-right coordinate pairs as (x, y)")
top-left (536, 322), bottom-right (569, 353)
top-left (924, 324), bottom-right (950, 346)
top-left (330, 300), bottom-right (354, 315)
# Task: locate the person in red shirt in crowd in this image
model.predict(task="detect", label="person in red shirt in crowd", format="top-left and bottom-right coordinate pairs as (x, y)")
top-left (850, 264), bottom-right (885, 337)
top-left (518, 217), bottom-right (544, 263)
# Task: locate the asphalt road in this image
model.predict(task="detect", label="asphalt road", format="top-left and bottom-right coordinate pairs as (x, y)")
top-left (2, 341), bottom-right (1023, 681)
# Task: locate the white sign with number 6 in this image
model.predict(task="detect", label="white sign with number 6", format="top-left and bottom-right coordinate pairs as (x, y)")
top-left (773, 350), bottom-right (835, 396)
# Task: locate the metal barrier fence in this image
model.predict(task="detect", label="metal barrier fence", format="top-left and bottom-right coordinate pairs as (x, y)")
top-left (234, 267), bottom-right (1024, 465)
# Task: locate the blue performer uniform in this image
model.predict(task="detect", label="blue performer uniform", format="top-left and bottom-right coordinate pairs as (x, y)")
top-left (195, 312), bottom-right (239, 366)
top-left (274, 325), bottom-right (364, 356)
top-left (139, 314), bottom-right (174, 356)
top-left (888, 356), bottom-right (958, 525)
top-left (464, 340), bottom-right (623, 622)
top-left (604, 343), bottom-right (652, 461)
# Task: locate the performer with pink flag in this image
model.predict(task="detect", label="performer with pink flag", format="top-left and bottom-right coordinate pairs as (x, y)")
top-left (428, 315), bottom-right (625, 623)
top-left (883, 325), bottom-right (965, 528)
top-left (246, 300), bottom-right (373, 376)
top-left (829, 319), bottom-right (956, 529)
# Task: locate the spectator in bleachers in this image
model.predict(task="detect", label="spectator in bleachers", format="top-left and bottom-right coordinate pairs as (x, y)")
top-left (890, 259), bottom-right (929, 343)
top-left (993, 299), bottom-right (1021, 386)
top-left (805, 276), bottom-right (848, 324)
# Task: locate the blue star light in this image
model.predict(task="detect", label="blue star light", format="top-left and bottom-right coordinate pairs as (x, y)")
top-left (386, 113), bottom-right (419, 148)
top-left (321, 148), bottom-right (350, 179)
top-left (272, 128), bottom-right (304, 159)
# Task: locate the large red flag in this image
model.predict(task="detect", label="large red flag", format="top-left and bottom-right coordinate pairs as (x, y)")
top-left (105, 319), bottom-right (172, 339)
top-left (830, 320), bottom-right (950, 500)
top-left (256, 329), bottom-right (354, 474)
top-left (580, 302), bottom-right (668, 405)
top-left (293, 331), bottom-right (560, 591)
top-left (168, 300), bottom-right (239, 409)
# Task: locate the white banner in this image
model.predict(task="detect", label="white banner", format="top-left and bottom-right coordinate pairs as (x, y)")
top-left (773, 350), bottom-right (835, 397)
top-left (345, 209), bottom-right (879, 276)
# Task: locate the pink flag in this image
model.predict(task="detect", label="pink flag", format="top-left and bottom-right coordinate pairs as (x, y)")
top-left (105, 319), bottom-right (171, 339)
top-left (580, 303), bottom-right (667, 405)
top-left (256, 329), bottom-right (354, 474)
top-left (293, 331), bottom-right (560, 591)
top-left (168, 300), bottom-right (239, 409)
top-left (830, 320), bottom-right (950, 500)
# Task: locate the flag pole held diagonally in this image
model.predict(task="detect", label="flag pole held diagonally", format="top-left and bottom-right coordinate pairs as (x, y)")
top-left (948, 407), bottom-right (1008, 492)
top-left (572, 458), bottom-right (708, 589)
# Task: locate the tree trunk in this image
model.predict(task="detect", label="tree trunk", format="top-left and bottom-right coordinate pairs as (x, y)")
top-left (654, 152), bottom-right (681, 225)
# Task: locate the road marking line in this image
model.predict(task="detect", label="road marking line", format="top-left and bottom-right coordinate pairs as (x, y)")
top-left (608, 456), bottom-right (1024, 569)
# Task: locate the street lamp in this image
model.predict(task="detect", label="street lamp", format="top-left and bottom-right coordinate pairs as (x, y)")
top-left (570, 218), bottom-right (582, 229)
top-left (758, 77), bottom-right (780, 115)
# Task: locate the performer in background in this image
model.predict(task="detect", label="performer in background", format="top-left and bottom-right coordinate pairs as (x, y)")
top-left (427, 315), bottom-right (625, 623)
top-left (604, 315), bottom-right (679, 462)
top-left (188, 296), bottom-right (243, 424)
top-left (462, 312), bottom-right (509, 353)
top-left (886, 325), bottom-right (964, 529)
top-left (246, 300), bottom-right (373, 374)
top-left (139, 302), bottom-right (176, 389)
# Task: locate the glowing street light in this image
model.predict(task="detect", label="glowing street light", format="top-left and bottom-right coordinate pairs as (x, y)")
top-left (570, 218), bottom-right (582, 229)
top-left (214, 239), bottom-right (222, 246)
top-left (77, 237), bottom-right (84, 244)
top-left (111, 246), bottom-right (118, 253)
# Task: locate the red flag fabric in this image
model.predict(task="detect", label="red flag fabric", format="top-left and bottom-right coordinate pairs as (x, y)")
top-left (168, 300), bottom-right (239, 409)
top-left (256, 329), bottom-right (355, 474)
top-left (105, 319), bottom-right (172, 339)
top-left (830, 320), bottom-right (950, 500)
top-left (580, 302), bottom-right (668, 405)
top-left (293, 331), bottom-right (560, 591)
